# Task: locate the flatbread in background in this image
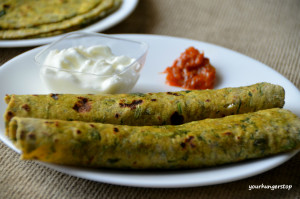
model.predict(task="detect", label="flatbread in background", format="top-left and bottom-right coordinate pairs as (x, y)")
top-left (0, 0), bottom-right (103, 29)
top-left (0, 0), bottom-right (122, 39)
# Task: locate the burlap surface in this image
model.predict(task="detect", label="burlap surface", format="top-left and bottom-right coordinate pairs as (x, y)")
top-left (0, 0), bottom-right (299, 198)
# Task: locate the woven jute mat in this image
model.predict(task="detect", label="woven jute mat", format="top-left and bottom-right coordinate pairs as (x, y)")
top-left (0, 0), bottom-right (299, 198)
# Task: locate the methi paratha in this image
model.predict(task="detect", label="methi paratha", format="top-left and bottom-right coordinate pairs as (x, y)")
top-left (4, 83), bottom-right (285, 130)
top-left (0, 0), bottom-right (103, 29)
top-left (7, 108), bottom-right (300, 169)
top-left (0, 0), bottom-right (122, 39)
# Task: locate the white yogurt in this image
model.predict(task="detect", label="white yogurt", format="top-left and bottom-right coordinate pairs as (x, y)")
top-left (40, 45), bottom-right (139, 94)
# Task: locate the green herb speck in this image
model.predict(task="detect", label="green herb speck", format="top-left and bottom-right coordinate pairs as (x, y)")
top-left (0, 10), bottom-right (6, 17)
top-left (134, 106), bottom-right (142, 119)
top-left (171, 129), bottom-right (189, 138)
top-left (236, 99), bottom-right (242, 114)
top-left (90, 130), bottom-right (101, 140)
top-left (177, 103), bottom-right (182, 114)
top-left (130, 93), bottom-right (146, 97)
top-left (182, 153), bottom-right (189, 161)
top-left (197, 135), bottom-right (206, 143)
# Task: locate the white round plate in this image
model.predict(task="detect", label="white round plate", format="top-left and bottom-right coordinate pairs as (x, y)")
top-left (0, 0), bottom-right (138, 48)
top-left (0, 34), bottom-right (299, 188)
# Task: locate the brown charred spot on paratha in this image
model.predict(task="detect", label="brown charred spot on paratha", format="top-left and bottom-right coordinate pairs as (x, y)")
top-left (151, 99), bottom-right (157, 101)
top-left (50, 93), bottom-right (59, 100)
top-left (180, 136), bottom-right (195, 149)
top-left (76, 130), bottom-right (81, 135)
top-left (20, 130), bottom-right (26, 140)
top-left (186, 136), bottom-right (196, 148)
top-left (157, 116), bottom-right (162, 121)
top-left (28, 132), bottom-right (36, 140)
top-left (88, 156), bottom-right (95, 164)
top-left (21, 104), bottom-right (30, 112)
top-left (90, 124), bottom-right (95, 128)
top-left (73, 97), bottom-right (92, 113)
top-left (3, 4), bottom-right (10, 9)
top-left (44, 121), bottom-right (59, 127)
top-left (44, 121), bottom-right (54, 125)
top-left (167, 92), bottom-right (182, 96)
top-left (223, 132), bottom-right (232, 136)
top-left (5, 111), bottom-right (14, 121)
top-left (119, 99), bottom-right (143, 110)
top-left (115, 113), bottom-right (120, 118)
top-left (205, 99), bottom-right (210, 102)
top-left (180, 142), bottom-right (186, 149)
top-left (113, 127), bottom-right (119, 133)
top-left (170, 111), bottom-right (184, 125)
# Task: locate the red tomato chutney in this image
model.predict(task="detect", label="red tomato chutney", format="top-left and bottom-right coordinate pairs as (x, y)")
top-left (163, 47), bottom-right (216, 90)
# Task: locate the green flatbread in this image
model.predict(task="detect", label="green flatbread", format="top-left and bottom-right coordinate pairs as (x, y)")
top-left (0, 0), bottom-right (122, 39)
top-left (4, 83), bottom-right (285, 132)
top-left (0, 0), bottom-right (103, 29)
top-left (7, 108), bottom-right (300, 169)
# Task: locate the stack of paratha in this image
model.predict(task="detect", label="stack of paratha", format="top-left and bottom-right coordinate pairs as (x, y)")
top-left (0, 0), bottom-right (122, 39)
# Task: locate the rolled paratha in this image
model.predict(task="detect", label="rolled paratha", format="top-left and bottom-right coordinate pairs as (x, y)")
top-left (4, 83), bottom-right (285, 132)
top-left (7, 108), bottom-right (300, 169)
